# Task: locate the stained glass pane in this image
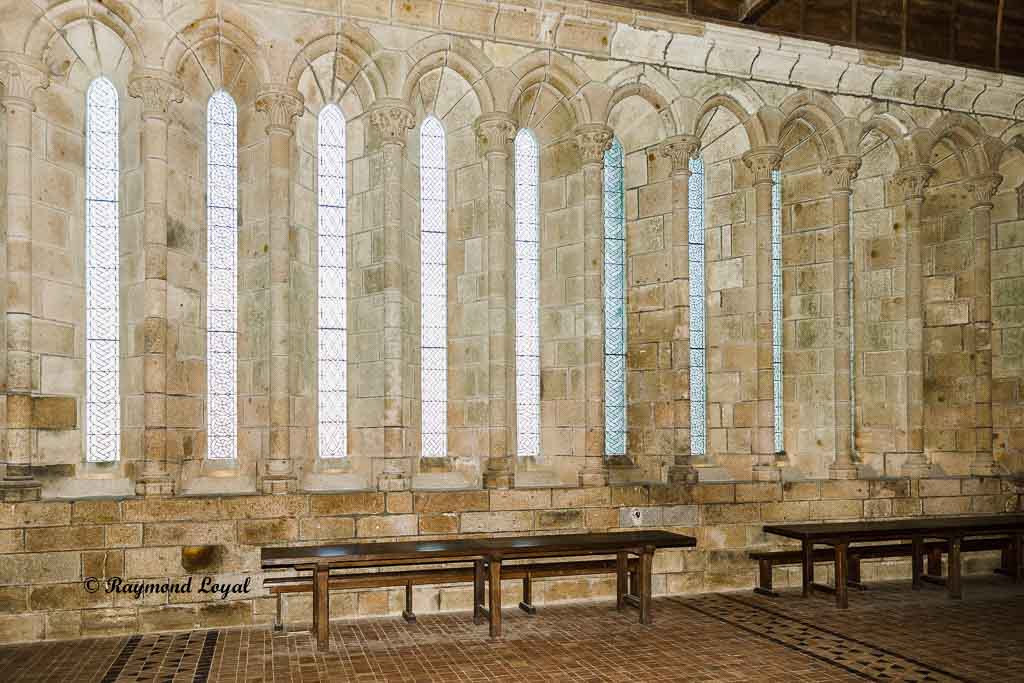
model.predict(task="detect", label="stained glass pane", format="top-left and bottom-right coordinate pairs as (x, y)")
top-left (514, 130), bottom-right (540, 458)
top-left (86, 78), bottom-right (120, 463)
top-left (207, 91), bottom-right (237, 459)
top-left (318, 105), bottom-right (347, 458)
top-left (420, 116), bottom-right (447, 458)
top-left (604, 139), bottom-right (627, 457)
top-left (688, 156), bottom-right (706, 456)
top-left (771, 168), bottom-right (784, 453)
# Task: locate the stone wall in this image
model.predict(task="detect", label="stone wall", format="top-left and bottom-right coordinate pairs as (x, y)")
top-left (0, 0), bottom-right (1023, 644)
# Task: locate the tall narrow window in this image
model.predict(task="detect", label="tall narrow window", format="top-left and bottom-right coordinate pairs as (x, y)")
top-left (85, 77), bottom-right (120, 463)
top-left (206, 91), bottom-right (238, 459)
top-left (420, 116), bottom-right (447, 458)
top-left (688, 156), bottom-right (706, 457)
top-left (514, 130), bottom-right (540, 457)
top-left (604, 139), bottom-right (627, 457)
top-left (771, 168), bottom-right (784, 453)
top-left (318, 105), bottom-right (347, 458)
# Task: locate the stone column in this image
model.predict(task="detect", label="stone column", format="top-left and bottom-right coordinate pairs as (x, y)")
top-left (824, 156), bottom-right (861, 480)
top-left (894, 165), bottom-right (933, 478)
top-left (967, 174), bottom-right (1002, 476)
top-left (367, 100), bottom-right (414, 491)
top-left (255, 86), bottom-right (304, 493)
top-left (574, 124), bottom-right (613, 487)
top-left (0, 57), bottom-right (48, 501)
top-left (660, 135), bottom-right (701, 485)
top-left (127, 69), bottom-right (183, 497)
top-left (475, 113), bottom-right (517, 489)
top-left (742, 147), bottom-right (783, 482)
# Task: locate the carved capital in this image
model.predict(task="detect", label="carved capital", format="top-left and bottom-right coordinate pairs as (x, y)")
top-left (255, 85), bottom-right (304, 134)
top-left (823, 155), bottom-right (862, 192)
top-left (659, 134), bottom-right (701, 174)
top-left (127, 68), bottom-right (183, 119)
top-left (0, 54), bottom-right (49, 110)
top-left (474, 112), bottom-right (517, 157)
top-left (894, 165), bottom-right (935, 201)
top-left (573, 123), bottom-right (614, 166)
top-left (368, 99), bottom-right (415, 145)
top-left (742, 146), bottom-right (783, 184)
top-left (966, 173), bottom-right (1003, 208)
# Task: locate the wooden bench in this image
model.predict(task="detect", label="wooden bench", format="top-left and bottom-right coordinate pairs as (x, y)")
top-left (261, 530), bottom-right (696, 648)
top-left (763, 514), bottom-right (1024, 609)
top-left (750, 537), bottom-right (1011, 596)
top-left (265, 557), bottom-right (640, 629)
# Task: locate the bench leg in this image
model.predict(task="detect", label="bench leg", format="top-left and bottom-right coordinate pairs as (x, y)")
top-left (801, 540), bottom-right (814, 598)
top-left (834, 543), bottom-right (849, 609)
top-left (927, 546), bottom-right (942, 577)
top-left (402, 582), bottom-right (416, 624)
top-left (616, 552), bottom-right (628, 609)
top-left (847, 553), bottom-right (865, 590)
top-left (912, 537), bottom-right (923, 590)
top-left (518, 574), bottom-right (536, 615)
top-left (639, 547), bottom-right (654, 625)
top-left (488, 558), bottom-right (502, 638)
top-left (948, 536), bottom-right (962, 600)
top-left (473, 560), bottom-right (484, 625)
top-left (273, 593), bottom-right (284, 632)
top-left (314, 566), bottom-right (330, 650)
top-left (754, 559), bottom-right (778, 597)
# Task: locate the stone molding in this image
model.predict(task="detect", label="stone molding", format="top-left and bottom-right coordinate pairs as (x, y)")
top-left (742, 147), bottom-right (783, 183)
top-left (967, 174), bottom-right (1003, 208)
top-left (894, 165), bottom-right (935, 201)
top-left (0, 54), bottom-right (49, 109)
top-left (474, 112), bottom-right (517, 157)
top-left (659, 134), bottom-right (701, 174)
top-left (255, 85), bottom-right (304, 135)
top-left (573, 123), bottom-right (614, 165)
top-left (127, 69), bottom-right (184, 119)
top-left (823, 156), bottom-right (862, 192)
top-left (368, 99), bottom-right (415, 144)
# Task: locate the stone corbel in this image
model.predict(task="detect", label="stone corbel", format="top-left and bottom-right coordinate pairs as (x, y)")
top-left (0, 54), bottom-right (50, 109)
top-left (255, 85), bottom-right (304, 136)
top-left (368, 98), bottom-right (415, 145)
top-left (823, 156), bottom-right (862, 192)
top-left (893, 164), bottom-right (934, 201)
top-left (659, 134), bottom-right (701, 174)
top-left (573, 123), bottom-right (614, 166)
top-left (473, 112), bottom-right (517, 157)
top-left (127, 68), bottom-right (184, 120)
top-left (742, 146), bottom-right (783, 184)
top-left (966, 173), bottom-right (1003, 209)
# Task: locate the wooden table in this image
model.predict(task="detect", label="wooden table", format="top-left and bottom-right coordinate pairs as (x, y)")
top-left (764, 514), bottom-right (1024, 609)
top-left (261, 530), bottom-right (695, 648)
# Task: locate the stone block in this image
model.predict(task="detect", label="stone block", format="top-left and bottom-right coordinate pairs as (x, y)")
top-left (30, 396), bottom-right (77, 429)
top-left (820, 480), bottom-right (869, 500)
top-left (808, 499), bottom-right (863, 520)
top-left (552, 487), bottom-right (611, 508)
top-left (702, 503), bottom-right (760, 525)
top-left (356, 515), bottom-right (418, 537)
top-left (144, 521), bottom-right (235, 546)
top-left (584, 507), bottom-right (618, 530)
top-left (0, 614), bottom-right (44, 643)
top-left (419, 513), bottom-right (459, 535)
top-left (919, 478), bottom-right (962, 497)
top-left (105, 524), bottom-right (143, 548)
top-left (735, 482), bottom-right (783, 502)
top-left (868, 479), bottom-right (912, 499)
top-left (238, 519), bottom-right (298, 545)
top-left (0, 552), bottom-right (80, 585)
top-left (298, 517), bottom-right (356, 542)
top-left (25, 525), bottom-right (105, 552)
top-left (413, 490), bottom-right (488, 513)
top-left (221, 496), bottom-right (307, 519)
top-left (489, 489), bottom-right (551, 510)
top-left (123, 498), bottom-right (223, 523)
top-left (782, 481), bottom-right (821, 501)
top-left (29, 582), bottom-right (113, 611)
top-left (310, 492), bottom-right (386, 516)
top-left (0, 502), bottom-right (71, 529)
top-left (923, 497), bottom-right (971, 515)
top-left (386, 492), bottom-right (413, 514)
top-left (72, 501), bottom-right (121, 525)
top-left (662, 505), bottom-right (699, 526)
top-left (760, 501), bottom-right (810, 522)
top-left (535, 509), bottom-right (583, 530)
top-left (460, 511), bottom-right (533, 533)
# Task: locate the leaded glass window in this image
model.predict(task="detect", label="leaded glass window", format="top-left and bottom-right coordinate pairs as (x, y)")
top-left (318, 105), bottom-right (347, 458)
top-left (688, 156), bottom-right (706, 457)
top-left (771, 168), bottom-right (784, 453)
top-left (206, 91), bottom-right (237, 460)
top-left (420, 116), bottom-right (447, 458)
top-left (514, 129), bottom-right (540, 457)
top-left (85, 77), bottom-right (120, 463)
top-left (604, 139), bottom-right (627, 457)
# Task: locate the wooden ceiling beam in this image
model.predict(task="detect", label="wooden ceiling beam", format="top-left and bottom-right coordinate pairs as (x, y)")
top-left (738, 0), bottom-right (783, 23)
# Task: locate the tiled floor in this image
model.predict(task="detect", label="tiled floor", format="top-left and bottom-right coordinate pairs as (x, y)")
top-left (2, 577), bottom-right (1022, 682)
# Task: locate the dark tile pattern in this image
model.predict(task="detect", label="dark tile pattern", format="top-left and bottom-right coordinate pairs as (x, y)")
top-left (0, 577), bottom-right (1021, 682)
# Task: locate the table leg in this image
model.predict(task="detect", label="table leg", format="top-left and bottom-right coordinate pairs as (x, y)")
top-left (314, 565), bottom-right (330, 650)
top-left (616, 552), bottom-right (627, 611)
top-left (948, 536), bottom-right (962, 600)
top-left (488, 557), bottom-right (502, 638)
top-left (473, 560), bottom-right (484, 625)
top-left (640, 547), bottom-right (654, 625)
top-left (834, 543), bottom-right (849, 609)
top-left (911, 537), bottom-right (923, 590)
top-left (802, 540), bottom-right (814, 597)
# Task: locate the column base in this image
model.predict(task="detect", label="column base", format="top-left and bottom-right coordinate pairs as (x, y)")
top-left (135, 476), bottom-right (175, 497)
top-left (752, 464), bottom-right (781, 482)
top-left (0, 478), bottom-right (42, 502)
top-left (828, 464), bottom-right (859, 480)
top-left (483, 460), bottom-right (513, 490)
top-left (261, 476), bottom-right (298, 495)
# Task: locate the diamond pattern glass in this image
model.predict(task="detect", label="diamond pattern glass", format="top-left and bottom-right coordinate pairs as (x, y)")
top-left (514, 130), bottom-right (540, 458)
top-left (771, 168), bottom-right (784, 453)
top-left (604, 139), bottom-right (627, 457)
top-left (688, 156), bottom-right (707, 456)
top-left (86, 78), bottom-right (120, 463)
top-left (206, 91), bottom-right (237, 459)
top-left (420, 117), bottom-right (447, 458)
top-left (318, 105), bottom-right (348, 458)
